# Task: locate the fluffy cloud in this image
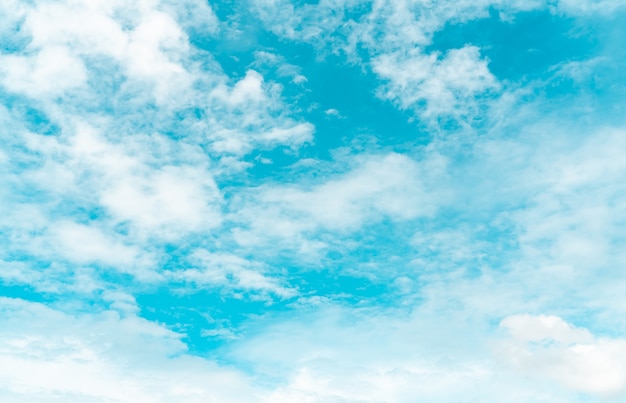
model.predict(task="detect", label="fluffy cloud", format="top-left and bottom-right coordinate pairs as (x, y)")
top-left (0, 1), bottom-right (189, 106)
top-left (0, 46), bottom-right (88, 98)
top-left (498, 314), bottom-right (626, 397)
top-left (0, 297), bottom-right (262, 403)
top-left (373, 46), bottom-right (499, 119)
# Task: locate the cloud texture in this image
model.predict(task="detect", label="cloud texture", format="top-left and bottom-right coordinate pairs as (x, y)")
top-left (2, 0), bottom-right (626, 401)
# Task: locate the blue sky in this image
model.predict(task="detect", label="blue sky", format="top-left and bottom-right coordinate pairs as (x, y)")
top-left (1, 0), bottom-right (626, 401)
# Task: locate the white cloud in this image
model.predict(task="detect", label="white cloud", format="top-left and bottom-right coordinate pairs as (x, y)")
top-left (497, 314), bottom-right (626, 397)
top-left (260, 122), bottom-right (315, 146)
top-left (252, 0), bottom-right (622, 124)
top-left (212, 70), bottom-right (267, 107)
top-left (160, 0), bottom-right (220, 35)
top-left (167, 250), bottom-right (296, 298)
top-left (50, 221), bottom-right (139, 266)
top-left (1, 0), bottom-right (315, 157)
top-left (551, 57), bottom-right (608, 83)
top-left (13, 0), bottom-right (193, 103)
top-left (373, 46), bottom-right (499, 119)
top-left (277, 153), bottom-right (439, 228)
top-left (253, 50), bottom-right (308, 84)
top-left (229, 152), bottom-right (447, 257)
top-left (101, 290), bottom-right (140, 314)
top-left (507, 127), bottom-right (626, 289)
top-left (225, 305), bottom-right (585, 403)
top-left (406, 125), bottom-right (626, 335)
top-left (20, 123), bottom-right (224, 242)
top-left (0, 46), bottom-right (88, 98)
top-left (0, 298), bottom-right (262, 403)
top-left (23, 0), bottom-right (129, 58)
top-left (324, 108), bottom-right (339, 116)
top-left (100, 165), bottom-right (222, 239)
top-left (252, 0), bottom-right (508, 122)
top-left (500, 314), bottom-right (593, 344)
top-left (253, 0), bottom-right (614, 54)
top-left (208, 71), bottom-right (314, 154)
top-left (0, 299), bottom-right (600, 402)
top-left (123, 9), bottom-right (191, 101)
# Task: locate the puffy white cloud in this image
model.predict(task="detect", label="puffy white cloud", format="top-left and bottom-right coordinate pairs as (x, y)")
top-left (19, 123), bottom-right (224, 241)
top-left (497, 314), bottom-right (626, 397)
top-left (3, 0), bottom-right (193, 103)
top-left (0, 46), bottom-right (88, 98)
top-left (212, 70), bottom-right (268, 107)
top-left (373, 46), bottom-right (499, 119)
top-left (100, 164), bottom-right (222, 239)
top-left (49, 221), bottom-right (140, 266)
top-left (500, 314), bottom-right (594, 344)
top-left (207, 70), bottom-right (314, 154)
top-left (23, 0), bottom-right (129, 58)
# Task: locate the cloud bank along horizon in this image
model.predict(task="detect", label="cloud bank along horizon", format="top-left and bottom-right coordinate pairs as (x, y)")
top-left (2, 0), bottom-right (626, 401)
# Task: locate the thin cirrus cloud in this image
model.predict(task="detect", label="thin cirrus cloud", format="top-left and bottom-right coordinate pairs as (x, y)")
top-left (2, 0), bottom-right (626, 402)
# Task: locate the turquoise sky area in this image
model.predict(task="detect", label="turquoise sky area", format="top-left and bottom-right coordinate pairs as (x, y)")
top-left (2, 1), bottom-right (626, 401)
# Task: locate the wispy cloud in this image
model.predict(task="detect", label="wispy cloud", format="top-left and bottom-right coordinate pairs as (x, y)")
top-left (0, 297), bottom-right (262, 402)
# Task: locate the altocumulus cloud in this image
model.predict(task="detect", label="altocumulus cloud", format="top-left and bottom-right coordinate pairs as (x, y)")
top-left (2, 0), bottom-right (626, 402)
